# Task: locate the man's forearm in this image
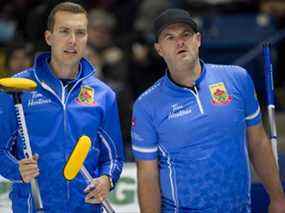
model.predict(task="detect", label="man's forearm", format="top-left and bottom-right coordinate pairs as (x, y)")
top-left (138, 174), bottom-right (161, 213)
top-left (250, 138), bottom-right (285, 200)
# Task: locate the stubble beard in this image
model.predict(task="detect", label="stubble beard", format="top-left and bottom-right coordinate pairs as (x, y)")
top-left (176, 52), bottom-right (198, 74)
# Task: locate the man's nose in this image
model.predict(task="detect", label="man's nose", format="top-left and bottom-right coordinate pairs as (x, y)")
top-left (176, 37), bottom-right (185, 48)
top-left (68, 33), bottom-right (76, 44)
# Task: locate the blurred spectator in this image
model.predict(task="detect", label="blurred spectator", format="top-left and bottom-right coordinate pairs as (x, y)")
top-left (128, 34), bottom-right (165, 99)
top-left (88, 9), bottom-right (128, 91)
top-left (0, 1), bottom-right (44, 44)
top-left (109, 0), bottom-right (140, 36)
top-left (88, 9), bottom-right (133, 159)
top-left (5, 42), bottom-right (33, 75)
top-left (87, 0), bottom-right (140, 37)
top-left (0, 4), bottom-right (17, 44)
top-left (85, 44), bottom-right (103, 79)
top-left (9, 0), bottom-right (41, 40)
top-left (130, 0), bottom-right (171, 100)
top-left (87, 9), bottom-right (129, 92)
top-left (135, 0), bottom-right (170, 35)
top-left (88, 9), bottom-right (116, 51)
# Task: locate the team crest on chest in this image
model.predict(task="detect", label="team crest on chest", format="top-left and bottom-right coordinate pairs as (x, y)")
top-left (209, 82), bottom-right (232, 105)
top-left (76, 85), bottom-right (96, 105)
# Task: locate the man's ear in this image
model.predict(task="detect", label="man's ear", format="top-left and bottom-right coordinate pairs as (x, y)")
top-left (45, 30), bottom-right (52, 46)
top-left (154, 43), bottom-right (163, 57)
top-left (195, 32), bottom-right (202, 48)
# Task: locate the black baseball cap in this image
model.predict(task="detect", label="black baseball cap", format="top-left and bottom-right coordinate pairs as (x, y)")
top-left (153, 8), bottom-right (198, 40)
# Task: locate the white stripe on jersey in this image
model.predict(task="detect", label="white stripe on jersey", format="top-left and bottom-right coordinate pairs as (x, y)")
top-left (245, 105), bottom-right (260, 120)
top-left (159, 145), bottom-right (179, 212)
top-left (99, 132), bottom-right (114, 176)
top-left (132, 145), bottom-right (158, 153)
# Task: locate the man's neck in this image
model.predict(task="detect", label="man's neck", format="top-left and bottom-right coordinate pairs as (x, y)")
top-left (49, 59), bottom-right (79, 80)
top-left (169, 60), bottom-right (201, 87)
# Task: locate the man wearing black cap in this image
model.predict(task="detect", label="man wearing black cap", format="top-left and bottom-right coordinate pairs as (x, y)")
top-left (131, 8), bottom-right (285, 212)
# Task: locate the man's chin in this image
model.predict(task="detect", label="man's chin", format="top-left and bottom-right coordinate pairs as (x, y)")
top-left (178, 57), bottom-right (193, 64)
top-left (62, 59), bottom-right (81, 67)
top-left (64, 53), bottom-right (78, 59)
top-left (62, 55), bottom-right (81, 63)
top-left (176, 59), bottom-right (196, 69)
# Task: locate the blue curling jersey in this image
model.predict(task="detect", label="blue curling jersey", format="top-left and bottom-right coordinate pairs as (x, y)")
top-left (131, 62), bottom-right (261, 212)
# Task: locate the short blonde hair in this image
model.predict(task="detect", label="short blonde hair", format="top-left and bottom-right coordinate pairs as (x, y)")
top-left (47, 2), bottom-right (87, 31)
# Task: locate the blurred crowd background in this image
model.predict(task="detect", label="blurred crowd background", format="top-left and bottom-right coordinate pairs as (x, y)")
top-left (0, 0), bottom-right (284, 162)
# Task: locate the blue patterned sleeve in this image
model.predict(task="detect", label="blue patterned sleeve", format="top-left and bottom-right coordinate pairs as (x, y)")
top-left (239, 69), bottom-right (262, 127)
top-left (131, 100), bottom-right (158, 160)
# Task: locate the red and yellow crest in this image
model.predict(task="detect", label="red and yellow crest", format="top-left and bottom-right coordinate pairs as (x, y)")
top-left (209, 82), bottom-right (232, 105)
top-left (76, 86), bottom-right (96, 105)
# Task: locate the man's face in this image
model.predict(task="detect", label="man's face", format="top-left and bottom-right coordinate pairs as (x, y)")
top-left (45, 11), bottom-right (88, 68)
top-left (155, 23), bottom-right (201, 71)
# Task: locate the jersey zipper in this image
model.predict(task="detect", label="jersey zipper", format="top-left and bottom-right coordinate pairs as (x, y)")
top-left (194, 86), bottom-right (204, 114)
top-left (41, 81), bottom-right (70, 204)
top-left (187, 86), bottom-right (204, 114)
top-left (59, 80), bottom-right (71, 204)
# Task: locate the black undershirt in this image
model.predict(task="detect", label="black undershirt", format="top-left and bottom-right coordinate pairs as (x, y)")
top-left (60, 79), bottom-right (73, 86)
top-left (167, 70), bottom-right (196, 92)
top-left (60, 79), bottom-right (75, 93)
top-left (166, 61), bottom-right (203, 92)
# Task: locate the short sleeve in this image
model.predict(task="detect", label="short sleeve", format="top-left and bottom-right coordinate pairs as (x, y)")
top-left (241, 70), bottom-right (262, 127)
top-left (131, 101), bottom-right (158, 160)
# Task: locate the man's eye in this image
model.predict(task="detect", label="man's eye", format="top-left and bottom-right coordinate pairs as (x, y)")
top-left (77, 31), bottom-right (86, 36)
top-left (184, 32), bottom-right (194, 37)
top-left (165, 35), bottom-right (173, 40)
top-left (59, 30), bottom-right (69, 34)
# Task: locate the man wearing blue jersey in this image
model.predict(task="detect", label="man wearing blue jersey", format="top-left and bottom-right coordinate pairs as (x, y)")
top-left (0, 2), bottom-right (124, 212)
top-left (131, 8), bottom-right (285, 212)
